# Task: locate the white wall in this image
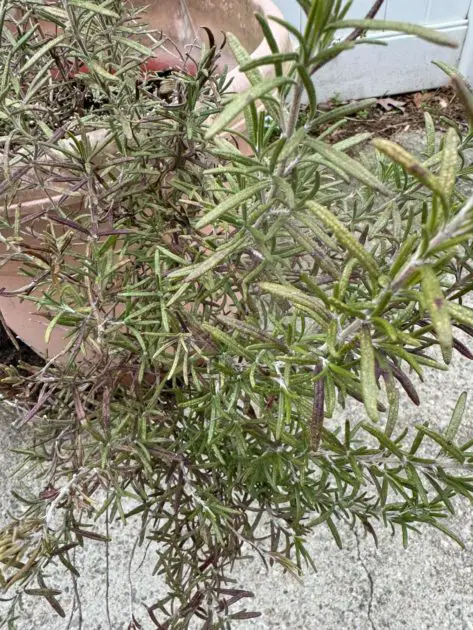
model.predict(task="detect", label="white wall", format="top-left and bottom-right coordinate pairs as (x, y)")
top-left (271, 0), bottom-right (472, 100)
top-left (271, 0), bottom-right (300, 28)
top-left (273, 0), bottom-right (471, 25)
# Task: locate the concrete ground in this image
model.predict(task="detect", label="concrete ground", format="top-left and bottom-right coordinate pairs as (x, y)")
top-left (1, 347), bottom-right (472, 630)
top-left (233, 353), bottom-right (473, 630)
top-left (1, 129), bottom-right (473, 629)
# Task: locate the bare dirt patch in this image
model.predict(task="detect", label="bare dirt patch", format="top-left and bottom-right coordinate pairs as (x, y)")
top-left (321, 86), bottom-right (467, 143)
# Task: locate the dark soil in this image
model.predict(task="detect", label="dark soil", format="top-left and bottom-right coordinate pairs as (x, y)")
top-left (0, 326), bottom-right (43, 367)
top-left (321, 86), bottom-right (467, 143)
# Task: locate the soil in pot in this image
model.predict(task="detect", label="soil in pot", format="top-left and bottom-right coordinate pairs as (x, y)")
top-left (0, 325), bottom-right (43, 368)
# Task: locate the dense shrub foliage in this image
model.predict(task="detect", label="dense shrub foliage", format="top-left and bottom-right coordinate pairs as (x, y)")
top-left (1, 0), bottom-right (473, 627)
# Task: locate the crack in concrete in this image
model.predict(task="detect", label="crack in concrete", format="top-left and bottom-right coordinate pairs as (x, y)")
top-left (354, 528), bottom-right (377, 630)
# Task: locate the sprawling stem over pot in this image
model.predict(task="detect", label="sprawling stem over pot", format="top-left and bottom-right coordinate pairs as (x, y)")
top-left (2, 0), bottom-right (473, 628)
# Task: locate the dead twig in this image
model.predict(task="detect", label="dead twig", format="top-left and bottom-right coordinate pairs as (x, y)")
top-left (345, 0), bottom-right (386, 42)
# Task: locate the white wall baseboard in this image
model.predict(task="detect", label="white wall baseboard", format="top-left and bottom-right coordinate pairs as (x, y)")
top-left (271, 0), bottom-right (471, 101)
top-left (311, 24), bottom-right (467, 102)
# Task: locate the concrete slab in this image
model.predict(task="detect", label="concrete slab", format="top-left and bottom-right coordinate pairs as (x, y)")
top-left (1, 350), bottom-right (472, 630)
top-left (232, 349), bottom-right (473, 630)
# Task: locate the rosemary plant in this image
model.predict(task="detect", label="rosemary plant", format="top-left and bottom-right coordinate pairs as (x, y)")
top-left (0, 0), bottom-right (473, 627)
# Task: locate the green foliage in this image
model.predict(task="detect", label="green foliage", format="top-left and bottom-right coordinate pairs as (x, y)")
top-left (0, 0), bottom-right (472, 628)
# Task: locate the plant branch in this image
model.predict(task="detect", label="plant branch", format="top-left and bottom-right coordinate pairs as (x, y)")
top-left (45, 468), bottom-right (98, 529)
top-left (311, 0), bottom-right (386, 76)
top-left (391, 192), bottom-right (473, 293)
top-left (345, 0), bottom-right (386, 42)
top-left (335, 192), bottom-right (473, 345)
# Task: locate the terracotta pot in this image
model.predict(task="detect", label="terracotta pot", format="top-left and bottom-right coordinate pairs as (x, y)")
top-left (0, 0), bottom-right (290, 363)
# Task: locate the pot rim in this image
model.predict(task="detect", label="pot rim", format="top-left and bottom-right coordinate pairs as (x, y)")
top-left (0, 0), bottom-right (291, 213)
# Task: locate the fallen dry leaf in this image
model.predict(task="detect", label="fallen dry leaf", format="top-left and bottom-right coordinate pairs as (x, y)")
top-left (413, 92), bottom-right (425, 109)
top-left (377, 97), bottom-right (406, 113)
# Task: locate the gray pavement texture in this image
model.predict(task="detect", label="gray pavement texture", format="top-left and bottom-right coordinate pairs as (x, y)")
top-left (1, 130), bottom-right (473, 629)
